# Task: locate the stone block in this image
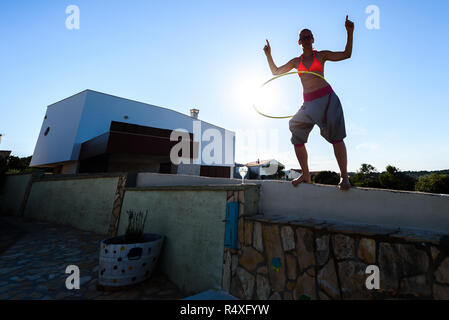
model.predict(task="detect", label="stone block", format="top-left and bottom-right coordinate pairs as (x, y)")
top-left (253, 222), bottom-right (264, 253)
top-left (318, 291), bottom-right (331, 300)
top-left (315, 234), bottom-right (330, 266)
top-left (283, 292), bottom-right (293, 300)
top-left (317, 259), bottom-right (340, 299)
top-left (399, 275), bottom-right (431, 297)
top-left (281, 226), bottom-right (295, 251)
top-left (238, 217), bottom-right (245, 248)
top-left (231, 254), bottom-right (239, 277)
top-left (434, 257), bottom-right (449, 284)
top-left (433, 284), bottom-right (449, 300)
top-left (285, 253), bottom-right (297, 281)
top-left (395, 243), bottom-right (429, 276)
top-left (378, 243), bottom-right (399, 294)
top-left (230, 274), bottom-right (245, 299)
top-left (262, 224), bottom-right (286, 292)
top-left (257, 265), bottom-right (268, 275)
top-left (244, 220), bottom-right (253, 246)
top-left (256, 274), bottom-right (271, 300)
top-left (240, 247), bottom-right (265, 273)
top-left (286, 281), bottom-right (296, 291)
top-left (431, 247), bottom-right (440, 262)
top-left (332, 234), bottom-right (355, 260)
top-left (269, 292), bottom-right (281, 300)
top-left (222, 250), bottom-right (231, 292)
top-left (237, 267), bottom-right (255, 299)
top-left (358, 238), bottom-right (376, 264)
top-left (296, 228), bottom-right (315, 271)
top-left (294, 272), bottom-right (316, 300)
top-left (338, 261), bottom-right (372, 299)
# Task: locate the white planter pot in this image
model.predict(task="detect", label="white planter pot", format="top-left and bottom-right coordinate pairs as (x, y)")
top-left (98, 233), bottom-right (165, 287)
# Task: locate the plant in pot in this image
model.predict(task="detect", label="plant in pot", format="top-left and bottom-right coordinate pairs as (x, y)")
top-left (98, 209), bottom-right (165, 288)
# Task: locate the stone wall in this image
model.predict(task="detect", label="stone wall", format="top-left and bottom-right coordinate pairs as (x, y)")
top-left (222, 214), bottom-right (449, 300)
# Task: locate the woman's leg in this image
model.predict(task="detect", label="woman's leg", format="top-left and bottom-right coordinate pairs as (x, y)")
top-left (292, 143), bottom-right (312, 187)
top-left (332, 140), bottom-right (351, 190)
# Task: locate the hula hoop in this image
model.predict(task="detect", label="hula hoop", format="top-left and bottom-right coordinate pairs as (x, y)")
top-left (252, 71), bottom-right (327, 119)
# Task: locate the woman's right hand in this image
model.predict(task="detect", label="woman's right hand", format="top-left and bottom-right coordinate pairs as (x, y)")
top-left (263, 39), bottom-right (271, 56)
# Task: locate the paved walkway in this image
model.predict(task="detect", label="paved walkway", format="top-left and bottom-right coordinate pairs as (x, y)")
top-left (0, 216), bottom-right (186, 300)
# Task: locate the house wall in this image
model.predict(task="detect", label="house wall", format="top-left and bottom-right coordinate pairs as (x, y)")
top-left (176, 163), bottom-right (201, 176)
top-left (23, 174), bottom-right (120, 234)
top-left (74, 90), bottom-right (235, 168)
top-left (30, 90), bottom-right (235, 170)
top-left (0, 173), bottom-right (32, 216)
top-left (30, 91), bottom-right (87, 167)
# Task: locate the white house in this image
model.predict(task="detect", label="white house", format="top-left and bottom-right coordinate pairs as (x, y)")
top-left (244, 159), bottom-right (285, 179)
top-left (30, 90), bottom-right (235, 177)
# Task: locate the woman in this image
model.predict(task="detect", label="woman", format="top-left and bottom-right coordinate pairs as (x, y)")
top-left (263, 15), bottom-right (354, 190)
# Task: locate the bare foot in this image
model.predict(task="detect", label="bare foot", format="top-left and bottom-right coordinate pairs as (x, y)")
top-left (292, 174), bottom-right (311, 187)
top-left (338, 177), bottom-right (351, 191)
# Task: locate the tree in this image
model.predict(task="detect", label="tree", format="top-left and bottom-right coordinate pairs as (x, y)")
top-left (415, 173), bottom-right (449, 194)
top-left (312, 171), bottom-right (340, 185)
top-left (7, 156), bottom-right (31, 172)
top-left (360, 163), bottom-right (377, 175)
top-left (351, 163), bottom-right (381, 188)
top-left (378, 165), bottom-right (417, 191)
top-left (0, 156), bottom-right (7, 177)
top-left (1, 155), bottom-right (36, 174)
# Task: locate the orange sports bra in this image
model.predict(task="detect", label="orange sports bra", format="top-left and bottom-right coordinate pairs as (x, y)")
top-left (297, 50), bottom-right (324, 75)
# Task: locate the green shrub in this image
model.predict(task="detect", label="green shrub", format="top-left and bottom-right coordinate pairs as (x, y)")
top-left (378, 165), bottom-right (417, 191)
top-left (351, 163), bottom-right (381, 188)
top-left (415, 174), bottom-right (449, 194)
top-left (312, 171), bottom-right (340, 185)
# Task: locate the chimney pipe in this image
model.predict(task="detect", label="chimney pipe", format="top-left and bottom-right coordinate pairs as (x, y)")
top-left (190, 108), bottom-right (199, 119)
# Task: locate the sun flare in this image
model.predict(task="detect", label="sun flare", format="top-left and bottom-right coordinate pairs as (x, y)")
top-left (232, 71), bottom-right (302, 120)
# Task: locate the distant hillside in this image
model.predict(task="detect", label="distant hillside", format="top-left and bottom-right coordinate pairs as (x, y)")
top-left (401, 169), bottom-right (449, 179)
top-left (348, 169), bottom-right (449, 179)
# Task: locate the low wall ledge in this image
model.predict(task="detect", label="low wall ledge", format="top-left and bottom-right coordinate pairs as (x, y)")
top-left (125, 184), bottom-right (260, 192)
top-left (32, 172), bottom-right (126, 182)
top-left (247, 214), bottom-right (449, 246)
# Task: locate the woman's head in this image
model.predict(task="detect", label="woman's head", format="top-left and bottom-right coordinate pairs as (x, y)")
top-left (298, 29), bottom-right (314, 48)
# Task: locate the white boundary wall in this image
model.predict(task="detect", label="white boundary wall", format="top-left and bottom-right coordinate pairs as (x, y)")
top-left (137, 173), bottom-right (449, 233)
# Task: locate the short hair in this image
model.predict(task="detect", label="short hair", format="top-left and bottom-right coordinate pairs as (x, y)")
top-left (299, 29), bottom-right (313, 37)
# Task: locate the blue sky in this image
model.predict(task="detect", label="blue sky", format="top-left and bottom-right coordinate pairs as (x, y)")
top-left (1, 0), bottom-right (448, 172)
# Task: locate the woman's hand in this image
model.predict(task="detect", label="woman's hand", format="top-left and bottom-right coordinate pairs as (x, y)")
top-left (345, 15), bottom-right (354, 33)
top-left (263, 39), bottom-right (271, 56)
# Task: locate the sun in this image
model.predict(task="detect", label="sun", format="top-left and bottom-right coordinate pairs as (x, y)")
top-left (232, 74), bottom-right (279, 118)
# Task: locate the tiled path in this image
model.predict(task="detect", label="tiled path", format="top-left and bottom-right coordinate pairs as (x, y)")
top-left (0, 216), bottom-right (186, 300)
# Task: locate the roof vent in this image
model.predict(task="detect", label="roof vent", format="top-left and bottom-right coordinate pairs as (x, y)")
top-left (190, 108), bottom-right (199, 119)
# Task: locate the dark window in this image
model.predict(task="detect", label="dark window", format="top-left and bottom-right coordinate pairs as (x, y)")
top-left (200, 165), bottom-right (230, 178)
top-left (159, 162), bottom-right (172, 174)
